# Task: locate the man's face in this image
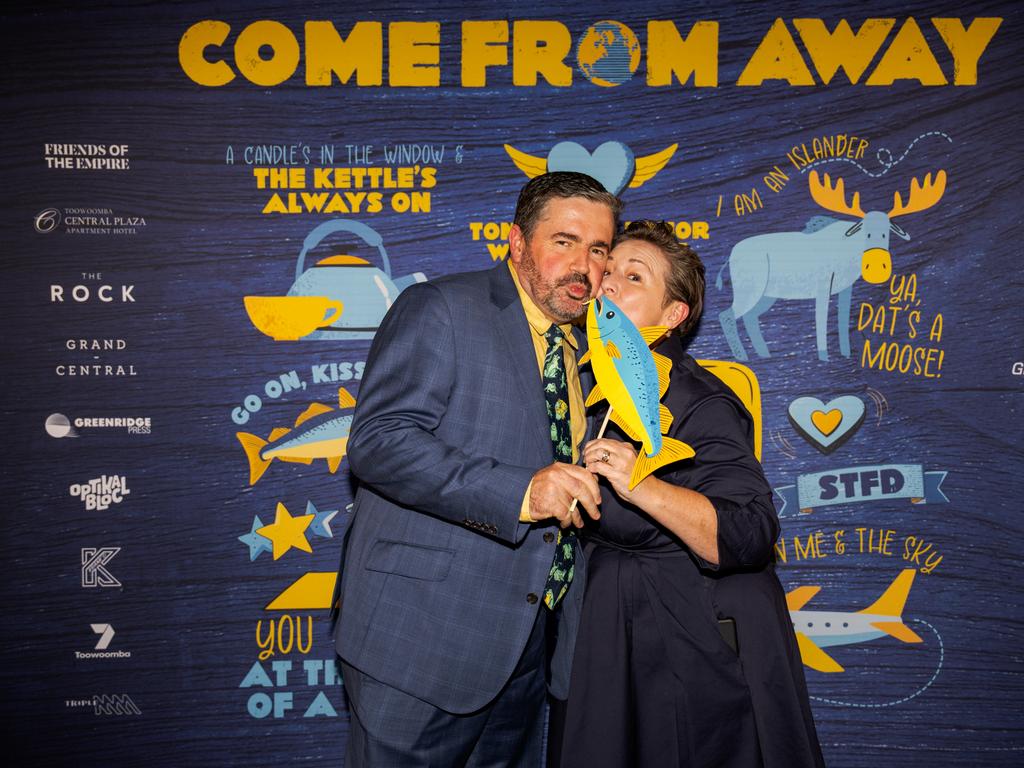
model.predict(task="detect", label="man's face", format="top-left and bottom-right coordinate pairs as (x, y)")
top-left (509, 196), bottom-right (615, 324)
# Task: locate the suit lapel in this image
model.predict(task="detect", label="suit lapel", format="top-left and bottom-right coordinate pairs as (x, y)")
top-left (491, 266), bottom-right (554, 462)
top-left (573, 325), bottom-right (600, 443)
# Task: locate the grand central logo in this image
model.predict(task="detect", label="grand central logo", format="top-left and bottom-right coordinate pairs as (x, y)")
top-left (58, 338), bottom-right (137, 378)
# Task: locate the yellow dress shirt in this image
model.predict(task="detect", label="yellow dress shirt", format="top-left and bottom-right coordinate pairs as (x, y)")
top-left (508, 262), bottom-right (587, 522)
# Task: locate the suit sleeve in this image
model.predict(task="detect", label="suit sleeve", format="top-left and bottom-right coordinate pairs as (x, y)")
top-left (347, 282), bottom-right (535, 544)
top-left (669, 395), bottom-right (780, 572)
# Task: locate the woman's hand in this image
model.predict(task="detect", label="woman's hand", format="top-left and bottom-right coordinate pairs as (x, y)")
top-left (584, 436), bottom-right (721, 565)
top-left (583, 438), bottom-right (643, 504)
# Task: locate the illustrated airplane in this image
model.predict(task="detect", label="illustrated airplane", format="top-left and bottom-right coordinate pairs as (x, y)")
top-left (787, 568), bottom-right (923, 672)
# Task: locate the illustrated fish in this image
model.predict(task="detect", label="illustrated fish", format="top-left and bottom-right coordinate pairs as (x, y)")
top-left (580, 297), bottom-right (695, 489)
top-left (237, 387), bottom-right (356, 486)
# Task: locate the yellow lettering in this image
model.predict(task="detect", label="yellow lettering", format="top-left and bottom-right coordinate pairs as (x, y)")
top-left (737, 18), bottom-right (815, 86)
top-left (866, 18), bottom-right (946, 85)
top-left (646, 21), bottom-right (718, 87)
top-left (513, 21), bottom-right (571, 86)
top-left (932, 17), bottom-right (1002, 85)
top-left (305, 21), bottom-right (383, 86)
top-left (235, 21), bottom-right (300, 86)
top-left (389, 22), bottom-right (441, 86)
top-left (179, 20), bottom-right (235, 86)
top-left (793, 18), bottom-right (895, 84)
top-left (462, 21), bottom-right (509, 87)
top-left (262, 193), bottom-right (288, 214)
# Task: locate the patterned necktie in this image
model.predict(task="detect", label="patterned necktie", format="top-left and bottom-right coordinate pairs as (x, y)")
top-left (542, 325), bottom-right (575, 609)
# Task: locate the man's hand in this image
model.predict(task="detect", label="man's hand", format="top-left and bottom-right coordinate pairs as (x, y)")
top-left (527, 463), bottom-right (601, 528)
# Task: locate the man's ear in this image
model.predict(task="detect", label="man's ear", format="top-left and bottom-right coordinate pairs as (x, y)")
top-left (508, 224), bottom-right (526, 265)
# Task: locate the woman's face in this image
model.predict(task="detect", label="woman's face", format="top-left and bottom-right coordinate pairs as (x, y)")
top-left (597, 239), bottom-right (688, 332)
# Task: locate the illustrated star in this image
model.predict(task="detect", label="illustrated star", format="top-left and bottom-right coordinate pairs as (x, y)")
top-left (257, 502), bottom-right (314, 560)
top-left (306, 500), bottom-right (339, 539)
top-left (238, 515), bottom-right (273, 561)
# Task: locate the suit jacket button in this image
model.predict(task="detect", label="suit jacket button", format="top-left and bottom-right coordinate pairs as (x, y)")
top-left (526, 593), bottom-right (538, 604)
top-left (543, 532), bottom-right (555, 543)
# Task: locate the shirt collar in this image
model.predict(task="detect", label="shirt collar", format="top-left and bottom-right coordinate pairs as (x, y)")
top-left (507, 262), bottom-right (579, 350)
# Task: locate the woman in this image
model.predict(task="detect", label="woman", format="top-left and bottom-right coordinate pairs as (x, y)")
top-left (559, 221), bottom-right (825, 768)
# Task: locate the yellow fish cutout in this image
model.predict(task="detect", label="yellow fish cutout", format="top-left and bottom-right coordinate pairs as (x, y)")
top-left (580, 298), bottom-right (695, 489)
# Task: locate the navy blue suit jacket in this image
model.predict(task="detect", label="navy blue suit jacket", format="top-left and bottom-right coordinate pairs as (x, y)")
top-left (335, 262), bottom-right (587, 714)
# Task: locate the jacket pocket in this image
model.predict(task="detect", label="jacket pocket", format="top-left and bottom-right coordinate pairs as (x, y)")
top-left (365, 539), bottom-right (455, 581)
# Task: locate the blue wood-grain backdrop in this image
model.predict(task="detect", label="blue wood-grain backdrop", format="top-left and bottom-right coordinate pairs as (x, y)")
top-left (1, 1), bottom-right (1021, 765)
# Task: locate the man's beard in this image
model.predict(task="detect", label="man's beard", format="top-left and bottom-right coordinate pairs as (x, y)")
top-left (518, 249), bottom-right (592, 323)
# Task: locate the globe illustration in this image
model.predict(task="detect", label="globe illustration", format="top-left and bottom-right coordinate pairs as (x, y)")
top-left (576, 21), bottom-right (641, 87)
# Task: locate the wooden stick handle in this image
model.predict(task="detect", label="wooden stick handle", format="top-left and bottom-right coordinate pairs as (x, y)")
top-left (567, 408), bottom-right (614, 515)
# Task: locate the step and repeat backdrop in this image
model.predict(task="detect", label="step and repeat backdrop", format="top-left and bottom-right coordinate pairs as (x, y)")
top-left (2, 1), bottom-right (1022, 765)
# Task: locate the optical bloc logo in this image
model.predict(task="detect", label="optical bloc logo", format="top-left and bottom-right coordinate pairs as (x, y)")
top-left (70, 475), bottom-right (130, 510)
top-left (81, 547), bottom-right (121, 588)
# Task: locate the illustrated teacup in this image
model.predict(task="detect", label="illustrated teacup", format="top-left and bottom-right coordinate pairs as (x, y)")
top-left (244, 296), bottom-right (343, 341)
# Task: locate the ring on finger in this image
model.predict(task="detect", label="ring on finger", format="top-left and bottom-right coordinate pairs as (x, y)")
top-left (600, 449), bottom-right (610, 463)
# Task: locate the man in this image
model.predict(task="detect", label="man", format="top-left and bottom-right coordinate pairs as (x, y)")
top-left (336, 172), bottom-right (621, 766)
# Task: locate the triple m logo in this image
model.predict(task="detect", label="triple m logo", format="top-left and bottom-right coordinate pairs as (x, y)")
top-left (65, 694), bottom-right (141, 716)
top-left (81, 547), bottom-right (121, 588)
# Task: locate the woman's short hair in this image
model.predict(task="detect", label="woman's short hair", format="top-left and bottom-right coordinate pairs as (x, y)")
top-left (617, 220), bottom-right (705, 337)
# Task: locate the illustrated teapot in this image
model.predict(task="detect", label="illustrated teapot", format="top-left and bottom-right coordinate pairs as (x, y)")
top-left (287, 219), bottom-right (427, 340)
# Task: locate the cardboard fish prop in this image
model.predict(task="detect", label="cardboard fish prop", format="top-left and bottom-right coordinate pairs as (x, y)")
top-left (237, 387), bottom-right (356, 486)
top-left (580, 297), bottom-right (695, 489)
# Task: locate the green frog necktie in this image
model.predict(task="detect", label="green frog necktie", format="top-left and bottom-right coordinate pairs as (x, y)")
top-left (542, 325), bottom-right (575, 609)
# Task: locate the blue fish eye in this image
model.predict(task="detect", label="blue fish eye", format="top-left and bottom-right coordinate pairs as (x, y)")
top-left (605, 311), bottom-right (615, 319)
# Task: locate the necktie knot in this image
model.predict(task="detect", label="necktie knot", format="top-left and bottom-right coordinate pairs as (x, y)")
top-left (544, 324), bottom-right (563, 348)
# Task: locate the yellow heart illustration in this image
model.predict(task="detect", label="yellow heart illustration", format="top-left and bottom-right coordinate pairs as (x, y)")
top-left (811, 409), bottom-right (843, 436)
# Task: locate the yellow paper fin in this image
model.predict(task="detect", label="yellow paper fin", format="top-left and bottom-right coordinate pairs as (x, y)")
top-left (652, 352), bottom-right (672, 397)
top-left (294, 402), bottom-right (333, 427)
top-left (327, 454), bottom-right (343, 473)
top-left (265, 572), bottom-right (338, 610)
top-left (578, 349), bottom-right (591, 366)
top-left (860, 569), bottom-right (916, 616)
top-left (785, 585), bottom-right (821, 611)
top-left (605, 340), bottom-right (621, 359)
top-left (638, 325), bottom-right (669, 346)
top-left (659, 404), bottom-right (673, 434)
top-left (585, 382), bottom-right (606, 408)
top-left (267, 427), bottom-right (291, 442)
top-left (795, 632), bottom-right (844, 673)
top-left (627, 436), bottom-right (695, 489)
top-left (337, 387), bottom-right (356, 409)
top-left (236, 432), bottom-right (271, 486)
top-left (610, 409), bottom-right (642, 442)
top-left (871, 621), bottom-right (923, 644)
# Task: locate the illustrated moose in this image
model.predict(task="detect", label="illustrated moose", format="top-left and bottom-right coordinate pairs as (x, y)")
top-left (717, 170), bottom-right (946, 361)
